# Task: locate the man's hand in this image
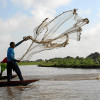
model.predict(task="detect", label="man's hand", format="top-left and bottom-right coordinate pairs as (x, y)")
top-left (23, 36), bottom-right (32, 41)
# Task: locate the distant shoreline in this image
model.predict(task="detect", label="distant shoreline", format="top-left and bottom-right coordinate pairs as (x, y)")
top-left (19, 62), bottom-right (100, 69)
top-left (1, 52), bottom-right (100, 69)
top-left (1, 62), bottom-right (100, 69)
top-left (38, 65), bottom-right (100, 69)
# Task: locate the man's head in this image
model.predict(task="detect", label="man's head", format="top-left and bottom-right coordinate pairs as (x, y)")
top-left (10, 42), bottom-right (15, 48)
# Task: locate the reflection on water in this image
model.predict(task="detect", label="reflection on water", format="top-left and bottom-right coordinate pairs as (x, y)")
top-left (1, 80), bottom-right (100, 100)
top-left (1, 65), bottom-right (100, 100)
top-left (2, 65), bottom-right (100, 76)
top-left (0, 87), bottom-right (22, 100)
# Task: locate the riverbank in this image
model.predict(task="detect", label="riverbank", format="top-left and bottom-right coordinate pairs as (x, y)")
top-left (0, 52), bottom-right (100, 69)
top-left (38, 52), bottom-right (100, 68)
top-left (39, 64), bottom-right (100, 69)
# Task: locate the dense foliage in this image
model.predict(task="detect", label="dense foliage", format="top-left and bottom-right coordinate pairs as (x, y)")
top-left (1, 52), bottom-right (100, 69)
top-left (38, 52), bottom-right (100, 68)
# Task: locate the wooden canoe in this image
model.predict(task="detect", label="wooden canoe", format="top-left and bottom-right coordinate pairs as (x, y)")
top-left (0, 79), bottom-right (38, 87)
top-left (0, 75), bottom-right (17, 80)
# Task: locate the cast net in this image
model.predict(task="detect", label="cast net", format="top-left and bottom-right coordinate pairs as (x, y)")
top-left (18, 9), bottom-right (89, 61)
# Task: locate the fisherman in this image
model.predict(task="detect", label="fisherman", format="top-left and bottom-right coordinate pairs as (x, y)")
top-left (0, 57), bottom-right (7, 77)
top-left (7, 36), bottom-right (30, 82)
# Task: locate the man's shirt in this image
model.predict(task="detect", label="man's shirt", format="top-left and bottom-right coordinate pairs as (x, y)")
top-left (7, 47), bottom-right (15, 61)
top-left (7, 40), bottom-right (23, 61)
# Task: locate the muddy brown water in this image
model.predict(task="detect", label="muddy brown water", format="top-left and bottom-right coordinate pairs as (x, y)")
top-left (0, 65), bottom-right (100, 100)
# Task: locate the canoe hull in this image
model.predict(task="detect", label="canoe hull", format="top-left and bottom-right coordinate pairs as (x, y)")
top-left (0, 75), bottom-right (17, 80)
top-left (0, 80), bottom-right (38, 87)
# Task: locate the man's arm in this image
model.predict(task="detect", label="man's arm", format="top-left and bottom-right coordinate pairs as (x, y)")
top-left (15, 40), bottom-right (24, 48)
top-left (15, 36), bottom-right (32, 48)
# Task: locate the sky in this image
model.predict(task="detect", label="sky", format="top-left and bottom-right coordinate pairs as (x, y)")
top-left (0, 0), bottom-right (100, 61)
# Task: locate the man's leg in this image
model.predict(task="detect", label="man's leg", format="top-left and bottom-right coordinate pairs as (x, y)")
top-left (0, 71), bottom-right (3, 77)
top-left (12, 62), bottom-right (24, 81)
top-left (7, 62), bottom-right (12, 82)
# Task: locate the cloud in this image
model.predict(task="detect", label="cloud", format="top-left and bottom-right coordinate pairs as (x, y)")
top-left (0, 0), bottom-right (72, 60)
top-left (65, 23), bottom-right (100, 58)
top-left (0, 0), bottom-right (7, 8)
top-left (11, 0), bottom-right (71, 9)
top-left (1, 0), bottom-right (100, 61)
top-left (30, 22), bottom-right (100, 60)
top-left (0, 33), bottom-right (12, 61)
top-left (1, 0), bottom-right (99, 61)
top-left (10, 0), bottom-right (71, 20)
top-left (98, 12), bottom-right (100, 18)
top-left (78, 9), bottom-right (91, 17)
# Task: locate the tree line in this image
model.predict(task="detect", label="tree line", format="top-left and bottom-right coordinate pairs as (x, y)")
top-left (38, 52), bottom-right (100, 68)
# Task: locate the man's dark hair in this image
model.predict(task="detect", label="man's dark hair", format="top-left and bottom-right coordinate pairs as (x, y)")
top-left (10, 42), bottom-right (15, 47)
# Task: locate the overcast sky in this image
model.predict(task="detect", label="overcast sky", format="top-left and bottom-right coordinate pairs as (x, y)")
top-left (0, 0), bottom-right (100, 61)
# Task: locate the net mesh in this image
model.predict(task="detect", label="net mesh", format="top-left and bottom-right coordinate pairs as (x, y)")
top-left (18, 9), bottom-right (89, 61)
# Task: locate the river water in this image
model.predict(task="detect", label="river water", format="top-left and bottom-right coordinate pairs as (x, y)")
top-left (0, 65), bottom-right (100, 100)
